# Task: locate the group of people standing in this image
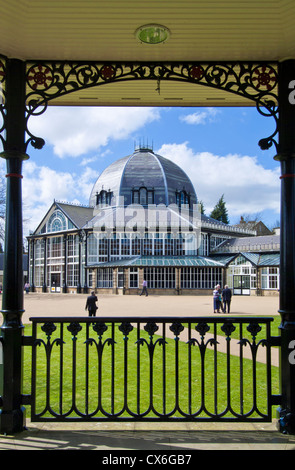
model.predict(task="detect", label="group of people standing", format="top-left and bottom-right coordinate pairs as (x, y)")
top-left (213, 284), bottom-right (232, 313)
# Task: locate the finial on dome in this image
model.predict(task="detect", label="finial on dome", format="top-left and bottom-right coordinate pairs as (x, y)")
top-left (134, 138), bottom-right (154, 153)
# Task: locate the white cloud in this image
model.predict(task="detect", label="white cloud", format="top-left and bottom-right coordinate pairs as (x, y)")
top-left (179, 108), bottom-right (220, 125)
top-left (22, 161), bottom-right (97, 234)
top-left (28, 107), bottom-right (160, 158)
top-left (157, 142), bottom-right (280, 220)
top-left (80, 156), bottom-right (98, 166)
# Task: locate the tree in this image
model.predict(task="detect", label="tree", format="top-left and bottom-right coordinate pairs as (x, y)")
top-left (198, 200), bottom-right (205, 214)
top-left (209, 194), bottom-right (229, 224)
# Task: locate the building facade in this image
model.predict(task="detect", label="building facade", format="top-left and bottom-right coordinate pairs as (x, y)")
top-left (27, 147), bottom-right (279, 296)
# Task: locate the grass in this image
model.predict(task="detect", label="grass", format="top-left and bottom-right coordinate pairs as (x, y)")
top-left (22, 319), bottom-right (280, 420)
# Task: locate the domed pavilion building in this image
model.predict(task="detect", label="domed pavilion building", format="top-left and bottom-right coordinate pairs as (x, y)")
top-left (27, 146), bottom-right (279, 295)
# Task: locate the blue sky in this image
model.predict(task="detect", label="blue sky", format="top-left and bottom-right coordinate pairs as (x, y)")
top-left (6, 105), bottom-right (280, 236)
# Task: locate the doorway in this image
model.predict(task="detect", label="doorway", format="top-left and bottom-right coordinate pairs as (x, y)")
top-left (117, 268), bottom-right (124, 288)
top-left (51, 273), bottom-right (61, 293)
top-left (233, 275), bottom-right (250, 295)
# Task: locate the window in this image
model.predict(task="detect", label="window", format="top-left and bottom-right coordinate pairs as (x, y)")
top-left (121, 236), bottom-right (131, 256)
top-left (199, 234), bottom-right (209, 256)
top-left (132, 187), bottom-right (154, 205)
top-left (129, 267), bottom-right (138, 288)
top-left (175, 236), bottom-right (185, 256)
top-left (227, 257), bottom-right (257, 290)
top-left (110, 235), bottom-right (120, 257)
top-left (144, 267), bottom-right (175, 289)
top-left (99, 237), bottom-right (108, 261)
top-left (165, 236), bottom-right (174, 256)
top-left (97, 268), bottom-right (113, 288)
top-left (96, 189), bottom-right (113, 206)
top-left (143, 236), bottom-right (153, 255)
top-left (140, 187), bottom-right (147, 205)
top-left (47, 237), bottom-right (64, 260)
top-left (33, 239), bottom-right (45, 287)
top-left (67, 235), bottom-right (79, 286)
top-left (176, 190), bottom-right (190, 208)
top-left (181, 267), bottom-right (223, 289)
top-left (88, 233), bottom-right (109, 264)
top-left (132, 237), bottom-right (141, 255)
top-left (261, 267), bottom-right (279, 289)
top-left (88, 233), bottom-right (98, 264)
top-left (67, 264), bottom-right (79, 287)
top-left (67, 235), bottom-right (79, 261)
top-left (48, 210), bottom-right (67, 232)
top-left (132, 190), bottom-right (139, 204)
top-left (154, 236), bottom-right (163, 255)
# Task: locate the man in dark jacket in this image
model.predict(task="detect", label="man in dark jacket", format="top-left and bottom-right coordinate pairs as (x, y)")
top-left (222, 285), bottom-right (232, 313)
top-left (85, 291), bottom-right (98, 316)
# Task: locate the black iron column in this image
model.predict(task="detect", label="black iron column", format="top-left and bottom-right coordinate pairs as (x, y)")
top-left (84, 232), bottom-right (88, 293)
top-left (0, 59), bottom-right (29, 433)
top-left (30, 239), bottom-right (35, 292)
top-left (42, 237), bottom-right (47, 292)
top-left (77, 231), bottom-right (82, 293)
top-left (275, 59), bottom-right (295, 434)
top-left (63, 234), bottom-right (67, 293)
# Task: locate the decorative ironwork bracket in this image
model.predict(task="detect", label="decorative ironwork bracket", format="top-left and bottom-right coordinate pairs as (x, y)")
top-left (0, 56), bottom-right (279, 153)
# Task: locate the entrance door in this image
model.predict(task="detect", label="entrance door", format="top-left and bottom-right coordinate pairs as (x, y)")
top-left (51, 273), bottom-right (61, 292)
top-left (233, 275), bottom-right (250, 295)
top-left (117, 268), bottom-right (124, 288)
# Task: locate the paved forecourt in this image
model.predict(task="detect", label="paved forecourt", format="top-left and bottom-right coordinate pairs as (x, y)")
top-left (21, 292), bottom-right (280, 324)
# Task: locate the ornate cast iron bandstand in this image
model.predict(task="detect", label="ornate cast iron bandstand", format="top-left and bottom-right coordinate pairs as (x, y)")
top-left (0, 1), bottom-right (294, 434)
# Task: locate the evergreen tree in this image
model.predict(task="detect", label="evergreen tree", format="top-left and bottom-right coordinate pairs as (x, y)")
top-left (198, 200), bottom-right (205, 214)
top-left (209, 194), bottom-right (229, 224)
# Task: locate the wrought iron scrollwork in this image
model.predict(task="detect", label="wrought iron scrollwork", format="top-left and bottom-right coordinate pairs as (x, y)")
top-left (119, 321), bottom-right (134, 338)
top-left (170, 321), bottom-right (184, 338)
top-left (195, 321), bottom-right (210, 339)
top-left (144, 321), bottom-right (159, 337)
top-left (193, 321), bottom-right (218, 348)
top-left (247, 322), bottom-right (262, 340)
top-left (0, 56), bottom-right (281, 153)
top-left (221, 321), bottom-right (236, 338)
top-left (6, 58), bottom-right (277, 154)
top-left (24, 61), bottom-right (279, 105)
top-left (0, 56), bottom-right (280, 154)
top-left (41, 321), bottom-right (56, 337)
top-left (67, 321), bottom-right (82, 337)
top-left (92, 321), bottom-right (108, 338)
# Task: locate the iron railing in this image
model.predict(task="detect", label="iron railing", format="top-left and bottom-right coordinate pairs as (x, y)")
top-left (25, 316), bottom-right (280, 423)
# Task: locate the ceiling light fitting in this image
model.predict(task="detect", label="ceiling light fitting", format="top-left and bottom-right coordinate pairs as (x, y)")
top-left (135, 24), bottom-right (170, 44)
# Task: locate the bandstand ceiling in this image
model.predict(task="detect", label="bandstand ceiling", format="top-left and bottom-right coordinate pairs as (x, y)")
top-left (0, 0), bottom-right (293, 107)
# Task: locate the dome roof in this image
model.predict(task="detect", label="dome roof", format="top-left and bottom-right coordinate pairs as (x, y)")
top-left (89, 147), bottom-right (197, 208)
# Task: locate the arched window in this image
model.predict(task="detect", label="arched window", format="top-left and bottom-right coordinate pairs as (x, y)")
top-left (176, 190), bottom-right (190, 208)
top-left (96, 189), bottom-right (113, 206)
top-left (48, 210), bottom-right (67, 232)
top-left (132, 187), bottom-right (154, 205)
top-left (140, 187), bottom-right (147, 205)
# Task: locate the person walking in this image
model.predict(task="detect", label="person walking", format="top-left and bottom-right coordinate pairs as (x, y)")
top-left (213, 285), bottom-right (220, 313)
top-left (140, 279), bottom-right (148, 296)
top-left (222, 285), bottom-right (232, 313)
top-left (85, 291), bottom-right (98, 316)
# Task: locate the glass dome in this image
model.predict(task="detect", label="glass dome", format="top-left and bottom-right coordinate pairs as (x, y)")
top-left (89, 147), bottom-right (197, 209)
